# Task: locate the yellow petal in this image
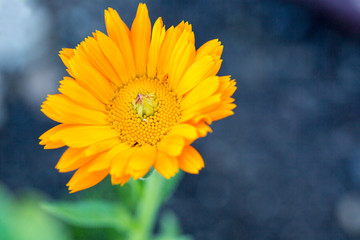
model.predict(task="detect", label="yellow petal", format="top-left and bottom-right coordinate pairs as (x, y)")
top-left (69, 53), bottom-right (114, 104)
top-left (76, 37), bottom-right (122, 86)
top-left (41, 94), bottom-right (108, 125)
top-left (110, 148), bottom-right (136, 178)
top-left (67, 162), bottom-right (109, 193)
top-left (147, 17), bottom-right (165, 78)
top-left (59, 48), bottom-right (75, 70)
top-left (194, 122), bottom-right (212, 137)
top-left (168, 124), bottom-right (198, 140)
top-left (207, 110), bottom-right (235, 121)
top-left (157, 22), bottom-right (194, 77)
top-left (88, 143), bottom-right (131, 172)
top-left (131, 3), bottom-right (151, 75)
top-left (201, 75), bottom-right (236, 122)
top-left (111, 174), bottom-right (131, 185)
top-left (157, 26), bottom-right (180, 75)
top-left (105, 8), bottom-right (136, 78)
top-left (180, 94), bottom-right (221, 123)
top-left (56, 147), bottom-right (92, 173)
top-left (59, 77), bottom-right (106, 112)
top-left (83, 137), bottom-right (121, 157)
top-left (168, 31), bottom-right (196, 90)
top-left (191, 115), bottom-right (213, 125)
top-left (217, 76), bottom-right (237, 98)
top-left (39, 124), bottom-right (67, 141)
top-left (178, 146), bottom-right (204, 174)
top-left (181, 76), bottom-right (220, 110)
top-left (126, 145), bottom-right (156, 179)
top-left (175, 55), bottom-right (217, 97)
top-left (195, 39), bottom-right (223, 61)
top-left (47, 125), bottom-right (120, 148)
top-left (39, 124), bottom-right (68, 149)
top-left (204, 101), bottom-right (235, 122)
top-left (59, 48), bottom-right (75, 81)
top-left (157, 135), bottom-right (185, 157)
top-left (176, 21), bottom-right (194, 36)
top-left (154, 151), bottom-right (178, 179)
top-left (207, 56), bottom-right (222, 77)
top-left (128, 168), bottom-right (150, 180)
top-left (96, 31), bottom-right (130, 85)
top-left (43, 141), bottom-right (65, 149)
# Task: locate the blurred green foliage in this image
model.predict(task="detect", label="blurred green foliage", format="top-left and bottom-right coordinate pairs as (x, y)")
top-left (41, 171), bottom-right (192, 240)
top-left (0, 171), bottom-right (191, 240)
top-left (0, 183), bottom-right (70, 240)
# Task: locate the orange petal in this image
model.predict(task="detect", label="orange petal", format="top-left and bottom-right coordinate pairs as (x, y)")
top-left (168, 124), bottom-right (198, 140)
top-left (180, 94), bottom-right (221, 123)
top-left (83, 137), bottom-right (121, 157)
top-left (207, 109), bottom-right (235, 122)
top-left (181, 76), bottom-right (220, 110)
top-left (59, 48), bottom-right (75, 71)
top-left (154, 151), bottom-right (179, 179)
top-left (157, 26), bottom-right (180, 75)
top-left (110, 147), bottom-right (136, 178)
top-left (126, 145), bottom-right (156, 179)
top-left (111, 174), bottom-right (131, 185)
top-left (47, 125), bottom-right (120, 148)
top-left (157, 135), bottom-right (185, 157)
top-left (76, 37), bottom-right (122, 87)
top-left (195, 39), bottom-right (223, 61)
top-left (88, 143), bottom-right (131, 172)
top-left (67, 162), bottom-right (109, 193)
top-left (96, 31), bottom-right (130, 85)
top-left (167, 28), bottom-right (195, 89)
top-left (69, 53), bottom-right (114, 104)
top-left (39, 124), bottom-right (68, 149)
top-left (194, 122), bottom-right (213, 137)
top-left (56, 147), bottom-right (86, 172)
top-left (178, 146), bottom-right (204, 174)
top-left (105, 8), bottom-right (136, 78)
top-left (131, 3), bottom-right (151, 75)
top-left (147, 17), bottom-right (165, 78)
top-left (59, 77), bottom-right (106, 112)
top-left (175, 55), bottom-right (217, 97)
top-left (41, 94), bottom-right (108, 125)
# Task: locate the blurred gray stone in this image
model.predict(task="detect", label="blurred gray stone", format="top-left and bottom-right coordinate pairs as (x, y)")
top-left (337, 194), bottom-right (360, 236)
top-left (0, 0), bottom-right (50, 70)
top-left (19, 61), bottom-right (62, 119)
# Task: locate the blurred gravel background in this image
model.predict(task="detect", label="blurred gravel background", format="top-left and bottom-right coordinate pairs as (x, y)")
top-left (1, 0), bottom-right (360, 239)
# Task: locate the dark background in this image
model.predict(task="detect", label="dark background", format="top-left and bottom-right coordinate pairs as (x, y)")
top-left (1, 0), bottom-right (360, 239)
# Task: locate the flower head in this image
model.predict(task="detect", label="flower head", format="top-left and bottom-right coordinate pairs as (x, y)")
top-left (40, 3), bottom-right (236, 193)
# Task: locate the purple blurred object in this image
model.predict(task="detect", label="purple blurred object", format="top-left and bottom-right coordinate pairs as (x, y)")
top-left (297, 0), bottom-right (360, 32)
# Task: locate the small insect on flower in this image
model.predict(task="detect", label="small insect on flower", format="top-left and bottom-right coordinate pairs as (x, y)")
top-left (39, 3), bottom-right (236, 193)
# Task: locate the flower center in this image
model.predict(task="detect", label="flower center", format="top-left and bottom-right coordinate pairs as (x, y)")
top-left (132, 93), bottom-right (157, 120)
top-left (107, 76), bottom-right (181, 146)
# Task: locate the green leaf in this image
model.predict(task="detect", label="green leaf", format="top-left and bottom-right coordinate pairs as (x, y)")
top-left (41, 200), bottom-right (132, 232)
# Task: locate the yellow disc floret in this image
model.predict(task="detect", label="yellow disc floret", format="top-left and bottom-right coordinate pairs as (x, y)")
top-left (107, 76), bottom-right (181, 146)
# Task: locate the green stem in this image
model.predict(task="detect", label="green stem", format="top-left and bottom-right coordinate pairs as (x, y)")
top-left (129, 171), bottom-right (165, 240)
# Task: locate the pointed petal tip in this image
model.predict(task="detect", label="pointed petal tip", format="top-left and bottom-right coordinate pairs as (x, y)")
top-left (104, 7), bottom-right (114, 14)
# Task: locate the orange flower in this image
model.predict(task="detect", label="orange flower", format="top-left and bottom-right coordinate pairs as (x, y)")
top-left (40, 3), bottom-right (236, 193)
